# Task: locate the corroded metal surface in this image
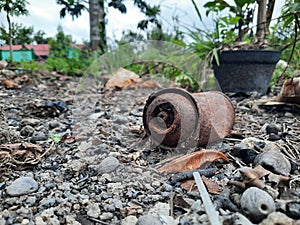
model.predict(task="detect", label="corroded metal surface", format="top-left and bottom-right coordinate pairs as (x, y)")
top-left (143, 88), bottom-right (235, 149)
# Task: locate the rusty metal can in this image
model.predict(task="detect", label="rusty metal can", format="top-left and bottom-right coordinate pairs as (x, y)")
top-left (142, 88), bottom-right (235, 149)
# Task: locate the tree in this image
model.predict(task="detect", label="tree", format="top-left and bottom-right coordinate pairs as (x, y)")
top-left (33, 30), bottom-right (50, 44)
top-left (56, 0), bottom-right (161, 52)
top-left (0, 23), bottom-right (49, 45)
top-left (0, 0), bottom-right (29, 60)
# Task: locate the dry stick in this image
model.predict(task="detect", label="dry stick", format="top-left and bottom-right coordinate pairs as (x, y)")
top-left (193, 172), bottom-right (221, 225)
top-left (169, 167), bottom-right (217, 184)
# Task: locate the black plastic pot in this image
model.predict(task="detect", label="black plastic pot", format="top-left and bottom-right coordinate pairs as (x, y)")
top-left (212, 50), bottom-right (281, 95)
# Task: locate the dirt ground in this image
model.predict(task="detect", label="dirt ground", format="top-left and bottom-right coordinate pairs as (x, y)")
top-left (0, 70), bottom-right (299, 225)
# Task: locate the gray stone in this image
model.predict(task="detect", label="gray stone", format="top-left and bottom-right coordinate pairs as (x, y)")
top-left (121, 216), bottom-right (138, 225)
top-left (287, 202), bottom-right (300, 219)
top-left (96, 156), bottom-right (119, 174)
top-left (110, 198), bottom-right (123, 209)
top-left (162, 183), bottom-right (173, 192)
top-left (21, 118), bottom-right (40, 127)
top-left (30, 132), bottom-right (48, 142)
top-left (20, 125), bottom-right (35, 137)
top-left (48, 121), bottom-right (60, 129)
top-left (148, 202), bottom-right (170, 216)
top-left (87, 203), bottom-right (101, 218)
top-left (39, 198), bottom-right (56, 209)
top-left (99, 212), bottom-right (114, 220)
top-left (6, 177), bottom-right (38, 197)
top-left (0, 60), bottom-right (8, 69)
top-left (112, 115), bottom-right (128, 124)
top-left (137, 215), bottom-right (175, 225)
top-left (1, 69), bottom-right (15, 76)
top-left (0, 216), bottom-right (5, 225)
top-left (26, 196), bottom-right (37, 205)
top-left (254, 150), bottom-right (291, 176)
top-left (259, 212), bottom-right (294, 225)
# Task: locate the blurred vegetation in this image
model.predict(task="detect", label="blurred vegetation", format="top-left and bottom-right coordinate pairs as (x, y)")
top-left (1, 0), bottom-right (300, 91)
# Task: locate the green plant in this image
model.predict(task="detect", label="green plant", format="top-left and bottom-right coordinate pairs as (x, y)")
top-left (46, 26), bottom-right (94, 76)
top-left (267, 0), bottom-right (300, 86)
top-left (19, 60), bottom-right (47, 72)
top-left (51, 133), bottom-right (61, 143)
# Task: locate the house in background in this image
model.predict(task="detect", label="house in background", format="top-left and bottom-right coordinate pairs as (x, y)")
top-left (0, 44), bottom-right (50, 62)
top-left (0, 43), bottom-right (85, 62)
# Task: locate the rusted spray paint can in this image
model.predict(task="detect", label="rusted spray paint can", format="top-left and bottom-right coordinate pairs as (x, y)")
top-left (143, 88), bottom-right (235, 149)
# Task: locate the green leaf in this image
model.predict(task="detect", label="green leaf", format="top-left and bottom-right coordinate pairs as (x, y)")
top-left (51, 133), bottom-right (61, 143)
top-left (283, 15), bottom-right (294, 29)
top-left (191, 0), bottom-right (202, 22)
top-left (212, 48), bottom-right (220, 66)
top-left (229, 15), bottom-right (241, 25)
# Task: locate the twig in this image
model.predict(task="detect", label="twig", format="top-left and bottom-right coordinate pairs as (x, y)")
top-left (169, 168), bottom-right (217, 184)
top-left (193, 172), bottom-right (221, 225)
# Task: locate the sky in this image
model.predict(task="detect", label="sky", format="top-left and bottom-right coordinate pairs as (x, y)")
top-left (0, 0), bottom-right (285, 45)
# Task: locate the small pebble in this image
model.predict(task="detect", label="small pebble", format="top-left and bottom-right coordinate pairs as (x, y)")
top-left (268, 133), bottom-right (280, 141)
top-left (87, 203), bottom-right (101, 218)
top-left (259, 212), bottom-right (294, 225)
top-left (20, 125), bottom-right (35, 137)
top-left (99, 212), bottom-right (113, 220)
top-left (286, 202), bottom-right (300, 219)
top-left (265, 124), bottom-right (279, 135)
top-left (6, 177), bottom-right (38, 197)
top-left (96, 156), bottom-right (119, 174)
top-left (112, 115), bottom-right (128, 124)
top-left (121, 216), bottom-right (138, 225)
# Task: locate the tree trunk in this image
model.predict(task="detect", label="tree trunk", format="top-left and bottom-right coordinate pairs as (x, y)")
top-left (89, 0), bottom-right (106, 52)
top-left (7, 13), bottom-right (13, 61)
top-left (256, 0), bottom-right (267, 43)
top-left (266, 0), bottom-right (276, 34)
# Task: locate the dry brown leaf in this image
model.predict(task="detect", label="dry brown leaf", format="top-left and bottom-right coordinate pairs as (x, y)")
top-left (158, 149), bottom-right (229, 173)
top-left (232, 165), bottom-right (291, 189)
top-left (240, 165), bottom-right (270, 188)
top-left (267, 173), bottom-right (290, 186)
top-left (202, 176), bottom-right (222, 195)
top-left (181, 177), bottom-right (222, 194)
top-left (3, 79), bottom-right (20, 89)
top-left (0, 142), bottom-right (46, 166)
top-left (181, 180), bottom-right (196, 192)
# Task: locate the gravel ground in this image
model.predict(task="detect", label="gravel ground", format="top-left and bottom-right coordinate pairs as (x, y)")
top-left (0, 71), bottom-right (299, 225)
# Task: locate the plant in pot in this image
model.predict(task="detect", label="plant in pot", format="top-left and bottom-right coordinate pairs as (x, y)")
top-left (200, 0), bottom-right (282, 95)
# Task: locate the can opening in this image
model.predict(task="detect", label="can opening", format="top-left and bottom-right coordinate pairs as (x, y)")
top-left (152, 102), bottom-right (175, 129)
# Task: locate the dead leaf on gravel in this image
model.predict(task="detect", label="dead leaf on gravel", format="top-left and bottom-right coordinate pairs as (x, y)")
top-left (202, 176), bottom-right (222, 194)
top-left (239, 165), bottom-right (270, 188)
top-left (181, 176), bottom-right (222, 194)
top-left (158, 149), bottom-right (229, 173)
top-left (238, 165), bottom-right (290, 189)
top-left (3, 79), bottom-right (20, 89)
top-left (0, 142), bottom-right (50, 167)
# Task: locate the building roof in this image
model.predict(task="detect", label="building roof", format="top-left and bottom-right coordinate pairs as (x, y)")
top-left (0, 44), bottom-right (50, 57)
